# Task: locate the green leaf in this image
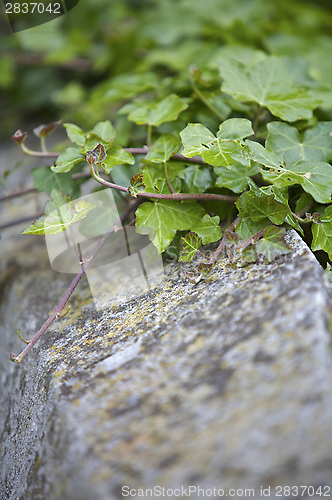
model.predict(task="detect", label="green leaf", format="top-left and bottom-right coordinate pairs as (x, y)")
top-left (144, 134), bottom-right (181, 163)
top-left (142, 164), bottom-right (182, 194)
top-left (214, 163), bottom-right (249, 193)
top-left (267, 185), bottom-right (304, 235)
top-left (266, 122), bottom-right (332, 164)
top-left (190, 214), bottom-right (222, 244)
top-left (90, 120), bottom-right (116, 143)
top-left (22, 189), bottom-right (96, 235)
top-left (179, 232), bottom-right (202, 262)
top-left (295, 193), bottom-right (313, 213)
top-left (102, 146), bottom-right (135, 173)
top-left (236, 179), bottom-right (289, 226)
top-left (180, 119), bottom-right (252, 167)
top-left (180, 123), bottom-right (215, 157)
top-left (180, 165), bottom-right (214, 193)
top-left (247, 193), bottom-right (288, 225)
top-left (256, 226), bottom-right (292, 262)
top-left (103, 72), bottom-right (160, 101)
top-left (136, 200), bottom-right (206, 253)
top-left (64, 123), bottom-right (86, 146)
top-left (219, 56), bottom-right (320, 121)
top-left (31, 166), bottom-right (74, 196)
top-left (128, 94), bottom-right (188, 126)
top-left (261, 161), bottom-right (332, 204)
top-left (246, 140), bottom-right (284, 168)
top-left (312, 205), bottom-right (332, 260)
top-left (217, 118), bottom-right (254, 140)
top-left (236, 218), bottom-right (270, 240)
top-left (52, 147), bottom-right (84, 173)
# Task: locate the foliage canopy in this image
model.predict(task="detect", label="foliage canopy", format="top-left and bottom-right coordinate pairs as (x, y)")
top-left (3, 0), bottom-right (332, 271)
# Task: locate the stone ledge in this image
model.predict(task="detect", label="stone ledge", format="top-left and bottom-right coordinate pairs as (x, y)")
top-left (1, 230), bottom-right (332, 499)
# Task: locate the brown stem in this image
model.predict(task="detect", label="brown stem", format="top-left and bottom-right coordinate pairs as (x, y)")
top-left (164, 162), bottom-right (177, 194)
top-left (235, 228), bottom-right (266, 251)
top-left (0, 187), bottom-right (37, 203)
top-left (207, 217), bottom-right (242, 265)
top-left (0, 213), bottom-right (43, 231)
top-left (19, 144), bottom-right (210, 167)
top-left (90, 164), bottom-right (238, 203)
top-left (9, 199), bottom-right (141, 363)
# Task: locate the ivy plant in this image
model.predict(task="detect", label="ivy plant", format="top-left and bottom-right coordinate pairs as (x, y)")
top-left (2, 0), bottom-right (332, 362)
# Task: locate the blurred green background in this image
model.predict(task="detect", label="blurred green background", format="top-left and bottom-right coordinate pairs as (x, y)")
top-left (1, 0), bottom-right (332, 145)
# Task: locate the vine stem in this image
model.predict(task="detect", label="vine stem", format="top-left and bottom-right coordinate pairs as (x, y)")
top-left (291, 211), bottom-right (312, 223)
top-left (17, 144), bottom-right (210, 167)
top-left (9, 199), bottom-right (141, 363)
top-left (40, 135), bottom-right (47, 153)
top-left (207, 217), bottom-right (241, 265)
top-left (0, 187), bottom-right (37, 203)
top-left (0, 213), bottom-right (43, 231)
top-left (0, 173), bottom-right (90, 205)
top-left (90, 163), bottom-right (238, 203)
top-left (164, 161), bottom-right (176, 194)
top-left (20, 144), bottom-right (59, 157)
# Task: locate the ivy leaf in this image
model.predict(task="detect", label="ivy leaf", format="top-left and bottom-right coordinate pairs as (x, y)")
top-left (247, 193), bottom-right (288, 225)
top-left (12, 130), bottom-right (27, 145)
top-left (85, 143), bottom-right (107, 165)
top-left (128, 174), bottom-right (145, 197)
top-left (52, 147), bottom-right (84, 173)
top-left (266, 185), bottom-right (304, 235)
top-left (237, 182), bottom-right (289, 225)
top-left (128, 94), bottom-right (188, 126)
top-left (179, 232), bottom-right (202, 262)
top-left (180, 119), bottom-right (253, 167)
top-left (214, 163), bottom-right (249, 193)
top-left (295, 193), bottom-right (313, 213)
top-left (246, 140), bottom-right (284, 168)
top-left (101, 146), bottom-right (135, 174)
top-left (142, 164), bottom-right (181, 194)
top-left (224, 229), bottom-right (239, 247)
top-left (90, 120), bottom-right (116, 143)
top-left (266, 122), bottom-right (332, 163)
top-left (256, 226), bottom-right (292, 262)
top-left (190, 214), bottom-right (222, 244)
top-left (63, 123), bottom-right (86, 146)
top-left (261, 161), bottom-right (332, 204)
top-left (22, 189), bottom-right (96, 235)
top-left (219, 56), bottom-right (320, 121)
top-left (240, 246), bottom-right (257, 263)
top-left (33, 121), bottom-right (61, 138)
top-left (311, 205), bottom-right (332, 260)
top-left (144, 134), bottom-right (181, 163)
top-left (197, 262), bottom-right (214, 277)
top-left (103, 72), bottom-right (160, 101)
top-left (236, 218), bottom-right (270, 240)
top-left (136, 200), bottom-right (206, 253)
top-left (180, 123), bottom-right (215, 157)
top-left (217, 118), bottom-right (254, 140)
top-left (179, 165), bottom-right (214, 193)
top-left (31, 166), bottom-right (74, 196)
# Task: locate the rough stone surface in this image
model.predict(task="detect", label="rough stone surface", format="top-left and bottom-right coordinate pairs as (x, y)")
top-left (1, 230), bottom-right (332, 500)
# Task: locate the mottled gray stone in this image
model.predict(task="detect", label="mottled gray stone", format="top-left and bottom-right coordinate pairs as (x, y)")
top-left (1, 229), bottom-right (332, 500)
